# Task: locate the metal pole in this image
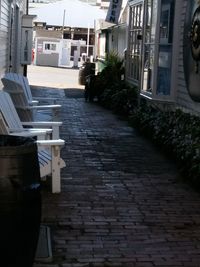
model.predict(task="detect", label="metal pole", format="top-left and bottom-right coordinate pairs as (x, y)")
top-left (62, 9), bottom-right (66, 38)
top-left (23, 0), bottom-right (29, 77)
top-left (86, 0), bottom-right (89, 57)
top-left (86, 24), bottom-right (90, 57)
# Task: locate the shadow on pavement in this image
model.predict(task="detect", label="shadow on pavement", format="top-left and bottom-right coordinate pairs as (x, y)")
top-left (64, 88), bottom-right (84, 98)
top-left (31, 85), bottom-right (85, 99)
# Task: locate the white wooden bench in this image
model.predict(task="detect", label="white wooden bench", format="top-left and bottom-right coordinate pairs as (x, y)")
top-left (1, 77), bottom-right (61, 122)
top-left (3, 72), bottom-right (58, 106)
top-left (0, 92), bottom-right (66, 193)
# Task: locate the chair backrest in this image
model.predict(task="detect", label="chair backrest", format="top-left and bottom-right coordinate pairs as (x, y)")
top-left (4, 72), bottom-right (32, 102)
top-left (0, 111), bottom-right (9, 135)
top-left (1, 77), bottom-right (34, 121)
top-left (0, 91), bottom-right (25, 132)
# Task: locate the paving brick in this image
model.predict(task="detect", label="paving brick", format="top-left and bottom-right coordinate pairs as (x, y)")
top-left (32, 88), bottom-right (200, 267)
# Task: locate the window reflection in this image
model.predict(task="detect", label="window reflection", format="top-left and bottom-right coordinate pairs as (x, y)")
top-left (156, 0), bottom-right (174, 96)
top-left (142, 0), bottom-right (157, 92)
top-left (157, 45), bottom-right (172, 95)
top-left (143, 44), bottom-right (154, 92)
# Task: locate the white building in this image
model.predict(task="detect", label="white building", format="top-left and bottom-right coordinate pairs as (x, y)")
top-left (125, 0), bottom-right (200, 115)
top-left (97, 0), bottom-right (110, 9)
top-left (33, 35), bottom-right (89, 67)
top-left (0, 0), bottom-right (34, 89)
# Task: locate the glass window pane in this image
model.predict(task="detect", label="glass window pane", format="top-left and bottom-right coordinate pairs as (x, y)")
top-left (156, 0), bottom-right (175, 96)
top-left (141, 0), bottom-right (157, 93)
top-left (156, 45), bottom-right (172, 95)
top-left (127, 2), bottom-right (143, 82)
top-left (142, 44), bottom-right (155, 92)
top-left (51, 44), bottom-right (56, 51)
top-left (151, 0), bottom-right (158, 42)
top-left (159, 0), bottom-right (175, 44)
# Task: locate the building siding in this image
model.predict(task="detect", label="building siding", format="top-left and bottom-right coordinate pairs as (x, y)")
top-left (0, 0), bottom-right (27, 89)
top-left (0, 0), bottom-right (10, 77)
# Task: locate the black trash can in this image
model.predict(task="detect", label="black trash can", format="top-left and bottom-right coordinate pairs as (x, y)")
top-left (84, 74), bottom-right (97, 102)
top-left (78, 62), bottom-right (95, 85)
top-left (0, 135), bottom-right (41, 267)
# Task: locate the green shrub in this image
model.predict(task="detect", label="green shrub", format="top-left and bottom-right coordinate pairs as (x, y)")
top-left (110, 85), bottom-right (139, 115)
top-left (129, 105), bottom-right (200, 188)
top-left (98, 83), bottom-right (121, 108)
top-left (94, 51), bottom-right (125, 100)
top-left (94, 51), bottom-right (139, 114)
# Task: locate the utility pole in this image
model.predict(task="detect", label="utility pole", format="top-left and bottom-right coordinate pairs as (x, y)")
top-left (62, 9), bottom-right (66, 38)
top-left (23, 0), bottom-right (29, 77)
top-left (86, 0), bottom-right (90, 58)
top-left (86, 25), bottom-right (90, 57)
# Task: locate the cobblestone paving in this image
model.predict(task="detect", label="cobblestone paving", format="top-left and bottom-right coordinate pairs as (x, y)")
top-left (33, 88), bottom-right (200, 267)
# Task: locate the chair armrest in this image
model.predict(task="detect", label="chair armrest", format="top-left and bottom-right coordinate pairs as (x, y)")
top-left (9, 130), bottom-right (48, 139)
top-left (29, 100), bottom-right (39, 105)
top-left (15, 104), bottom-right (61, 110)
top-left (9, 127), bottom-right (52, 133)
top-left (21, 121), bottom-right (62, 139)
top-left (37, 139), bottom-right (65, 146)
top-left (26, 128), bottom-right (52, 134)
top-left (33, 96), bottom-right (58, 104)
top-left (9, 128), bottom-right (52, 139)
top-left (30, 104), bottom-right (61, 110)
top-left (21, 121), bottom-right (62, 127)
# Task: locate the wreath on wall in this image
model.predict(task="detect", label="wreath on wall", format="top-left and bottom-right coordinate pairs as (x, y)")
top-left (190, 5), bottom-right (200, 71)
top-left (183, 1), bottom-right (200, 101)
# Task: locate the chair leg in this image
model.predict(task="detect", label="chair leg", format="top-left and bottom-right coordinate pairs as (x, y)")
top-left (51, 145), bottom-right (61, 193)
top-left (52, 108), bottom-right (60, 121)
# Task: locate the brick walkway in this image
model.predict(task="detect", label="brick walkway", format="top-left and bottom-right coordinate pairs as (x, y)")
top-left (34, 88), bottom-right (200, 267)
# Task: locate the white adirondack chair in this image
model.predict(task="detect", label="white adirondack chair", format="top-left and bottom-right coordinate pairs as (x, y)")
top-left (3, 72), bottom-right (58, 105)
top-left (0, 112), bottom-right (9, 135)
top-left (0, 103), bottom-right (66, 193)
top-left (0, 91), bottom-right (62, 140)
top-left (1, 77), bottom-right (61, 121)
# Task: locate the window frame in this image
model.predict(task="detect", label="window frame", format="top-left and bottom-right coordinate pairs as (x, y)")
top-left (140, 0), bottom-right (176, 102)
top-left (43, 42), bottom-right (58, 54)
top-left (127, 0), bottom-right (144, 85)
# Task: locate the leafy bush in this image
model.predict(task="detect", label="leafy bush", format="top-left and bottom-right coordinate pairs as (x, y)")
top-left (94, 51), bottom-right (138, 114)
top-left (110, 85), bottom-right (138, 115)
top-left (92, 51), bottom-right (124, 99)
top-left (99, 83), bottom-right (121, 108)
top-left (129, 104), bottom-right (200, 188)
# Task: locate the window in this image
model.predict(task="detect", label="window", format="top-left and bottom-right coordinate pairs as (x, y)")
top-left (44, 43), bottom-right (57, 51)
top-left (141, 0), bottom-right (175, 99)
top-left (99, 33), bottom-right (106, 58)
top-left (156, 0), bottom-right (174, 96)
top-left (127, 1), bottom-right (143, 84)
top-left (141, 0), bottom-right (158, 93)
top-left (42, 42), bottom-right (58, 54)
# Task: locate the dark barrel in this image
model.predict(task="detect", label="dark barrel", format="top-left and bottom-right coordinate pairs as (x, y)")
top-left (0, 135), bottom-right (41, 267)
top-left (78, 62), bottom-right (95, 85)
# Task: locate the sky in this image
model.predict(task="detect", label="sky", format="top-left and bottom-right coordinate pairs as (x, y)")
top-left (29, 0), bottom-right (107, 28)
